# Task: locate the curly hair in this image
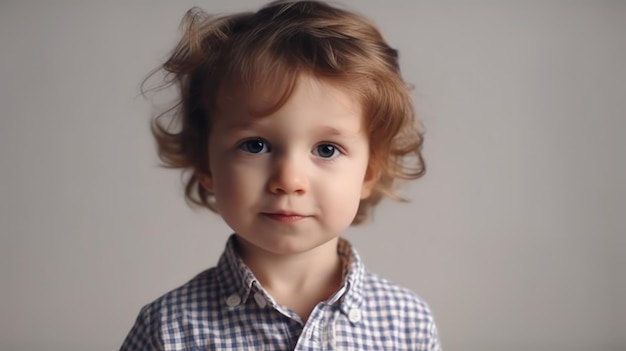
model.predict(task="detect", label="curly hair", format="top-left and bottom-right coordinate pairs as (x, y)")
top-left (145, 0), bottom-right (425, 224)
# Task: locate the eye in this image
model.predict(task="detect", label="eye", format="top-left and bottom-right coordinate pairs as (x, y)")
top-left (314, 144), bottom-right (340, 159)
top-left (239, 139), bottom-right (270, 154)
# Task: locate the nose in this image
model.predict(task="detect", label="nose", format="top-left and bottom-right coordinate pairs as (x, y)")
top-left (268, 155), bottom-right (309, 195)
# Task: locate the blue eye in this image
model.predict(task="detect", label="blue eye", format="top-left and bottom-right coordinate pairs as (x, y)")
top-left (314, 144), bottom-right (339, 159)
top-left (239, 139), bottom-right (269, 154)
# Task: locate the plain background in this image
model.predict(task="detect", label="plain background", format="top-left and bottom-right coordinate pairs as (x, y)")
top-left (1, 0), bottom-right (624, 350)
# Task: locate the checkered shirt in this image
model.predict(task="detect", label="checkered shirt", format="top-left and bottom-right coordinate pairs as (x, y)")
top-left (121, 235), bottom-right (441, 350)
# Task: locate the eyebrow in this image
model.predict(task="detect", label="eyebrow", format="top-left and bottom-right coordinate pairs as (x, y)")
top-left (222, 121), bottom-right (361, 139)
top-left (321, 125), bottom-right (364, 138)
top-left (221, 119), bottom-right (260, 133)
top-left (318, 126), bottom-right (345, 136)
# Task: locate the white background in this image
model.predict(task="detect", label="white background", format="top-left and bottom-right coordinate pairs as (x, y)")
top-left (1, 0), bottom-right (624, 350)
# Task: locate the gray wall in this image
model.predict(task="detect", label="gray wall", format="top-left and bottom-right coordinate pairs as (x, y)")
top-left (1, 1), bottom-right (624, 350)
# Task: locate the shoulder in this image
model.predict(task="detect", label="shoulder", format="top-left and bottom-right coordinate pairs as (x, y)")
top-left (120, 268), bottom-right (220, 350)
top-left (141, 267), bottom-right (220, 320)
top-left (360, 269), bottom-right (441, 348)
top-left (340, 238), bottom-right (440, 347)
top-left (362, 269), bottom-right (432, 312)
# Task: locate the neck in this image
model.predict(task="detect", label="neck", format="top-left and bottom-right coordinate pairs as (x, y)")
top-left (238, 237), bottom-right (342, 292)
top-left (236, 236), bottom-right (343, 321)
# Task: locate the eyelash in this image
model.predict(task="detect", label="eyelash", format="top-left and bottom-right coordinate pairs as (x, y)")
top-left (313, 143), bottom-right (341, 159)
top-left (238, 139), bottom-right (270, 154)
top-left (237, 138), bottom-right (343, 160)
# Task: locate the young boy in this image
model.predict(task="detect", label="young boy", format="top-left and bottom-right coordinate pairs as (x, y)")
top-left (122, 0), bottom-right (441, 350)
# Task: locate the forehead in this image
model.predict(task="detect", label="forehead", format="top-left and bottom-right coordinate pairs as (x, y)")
top-left (215, 74), bottom-right (364, 132)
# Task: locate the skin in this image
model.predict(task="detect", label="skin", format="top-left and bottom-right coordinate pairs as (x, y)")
top-left (201, 74), bottom-right (376, 321)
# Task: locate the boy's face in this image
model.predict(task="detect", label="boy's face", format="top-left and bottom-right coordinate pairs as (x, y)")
top-left (203, 74), bottom-right (375, 256)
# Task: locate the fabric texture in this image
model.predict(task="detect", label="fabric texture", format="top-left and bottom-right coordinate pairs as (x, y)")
top-left (121, 235), bottom-right (441, 350)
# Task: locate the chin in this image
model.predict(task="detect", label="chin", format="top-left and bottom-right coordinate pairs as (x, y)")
top-left (244, 235), bottom-right (338, 256)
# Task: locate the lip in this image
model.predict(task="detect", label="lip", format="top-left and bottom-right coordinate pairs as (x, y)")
top-left (261, 211), bottom-right (309, 224)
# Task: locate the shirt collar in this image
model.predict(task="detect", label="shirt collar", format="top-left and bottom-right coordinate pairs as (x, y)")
top-left (215, 235), bottom-right (258, 307)
top-left (334, 236), bottom-right (364, 315)
top-left (215, 234), bottom-right (365, 316)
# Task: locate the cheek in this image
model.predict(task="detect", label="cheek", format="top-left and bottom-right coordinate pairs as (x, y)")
top-left (315, 169), bottom-right (366, 223)
top-left (320, 187), bottom-right (362, 230)
top-left (211, 164), bottom-right (264, 210)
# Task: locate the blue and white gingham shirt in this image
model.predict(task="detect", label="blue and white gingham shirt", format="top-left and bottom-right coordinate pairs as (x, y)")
top-left (121, 235), bottom-right (441, 350)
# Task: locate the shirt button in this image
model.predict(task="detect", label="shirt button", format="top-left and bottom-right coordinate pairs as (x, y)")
top-left (253, 292), bottom-right (267, 308)
top-left (348, 309), bottom-right (362, 323)
top-left (225, 294), bottom-right (241, 307)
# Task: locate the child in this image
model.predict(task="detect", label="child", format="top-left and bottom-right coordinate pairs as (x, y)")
top-left (122, 0), bottom-right (441, 349)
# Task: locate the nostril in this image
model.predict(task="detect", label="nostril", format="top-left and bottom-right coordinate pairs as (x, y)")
top-left (267, 158), bottom-right (309, 194)
top-left (268, 175), bottom-right (308, 195)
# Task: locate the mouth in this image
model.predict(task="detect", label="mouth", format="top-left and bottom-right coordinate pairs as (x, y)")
top-left (261, 212), bottom-right (309, 224)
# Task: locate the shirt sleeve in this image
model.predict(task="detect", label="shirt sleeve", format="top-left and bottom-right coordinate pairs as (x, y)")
top-left (120, 305), bottom-right (164, 351)
top-left (427, 318), bottom-right (442, 351)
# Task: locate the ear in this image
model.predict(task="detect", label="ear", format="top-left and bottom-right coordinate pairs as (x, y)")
top-left (360, 164), bottom-right (379, 200)
top-left (198, 173), bottom-right (214, 193)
